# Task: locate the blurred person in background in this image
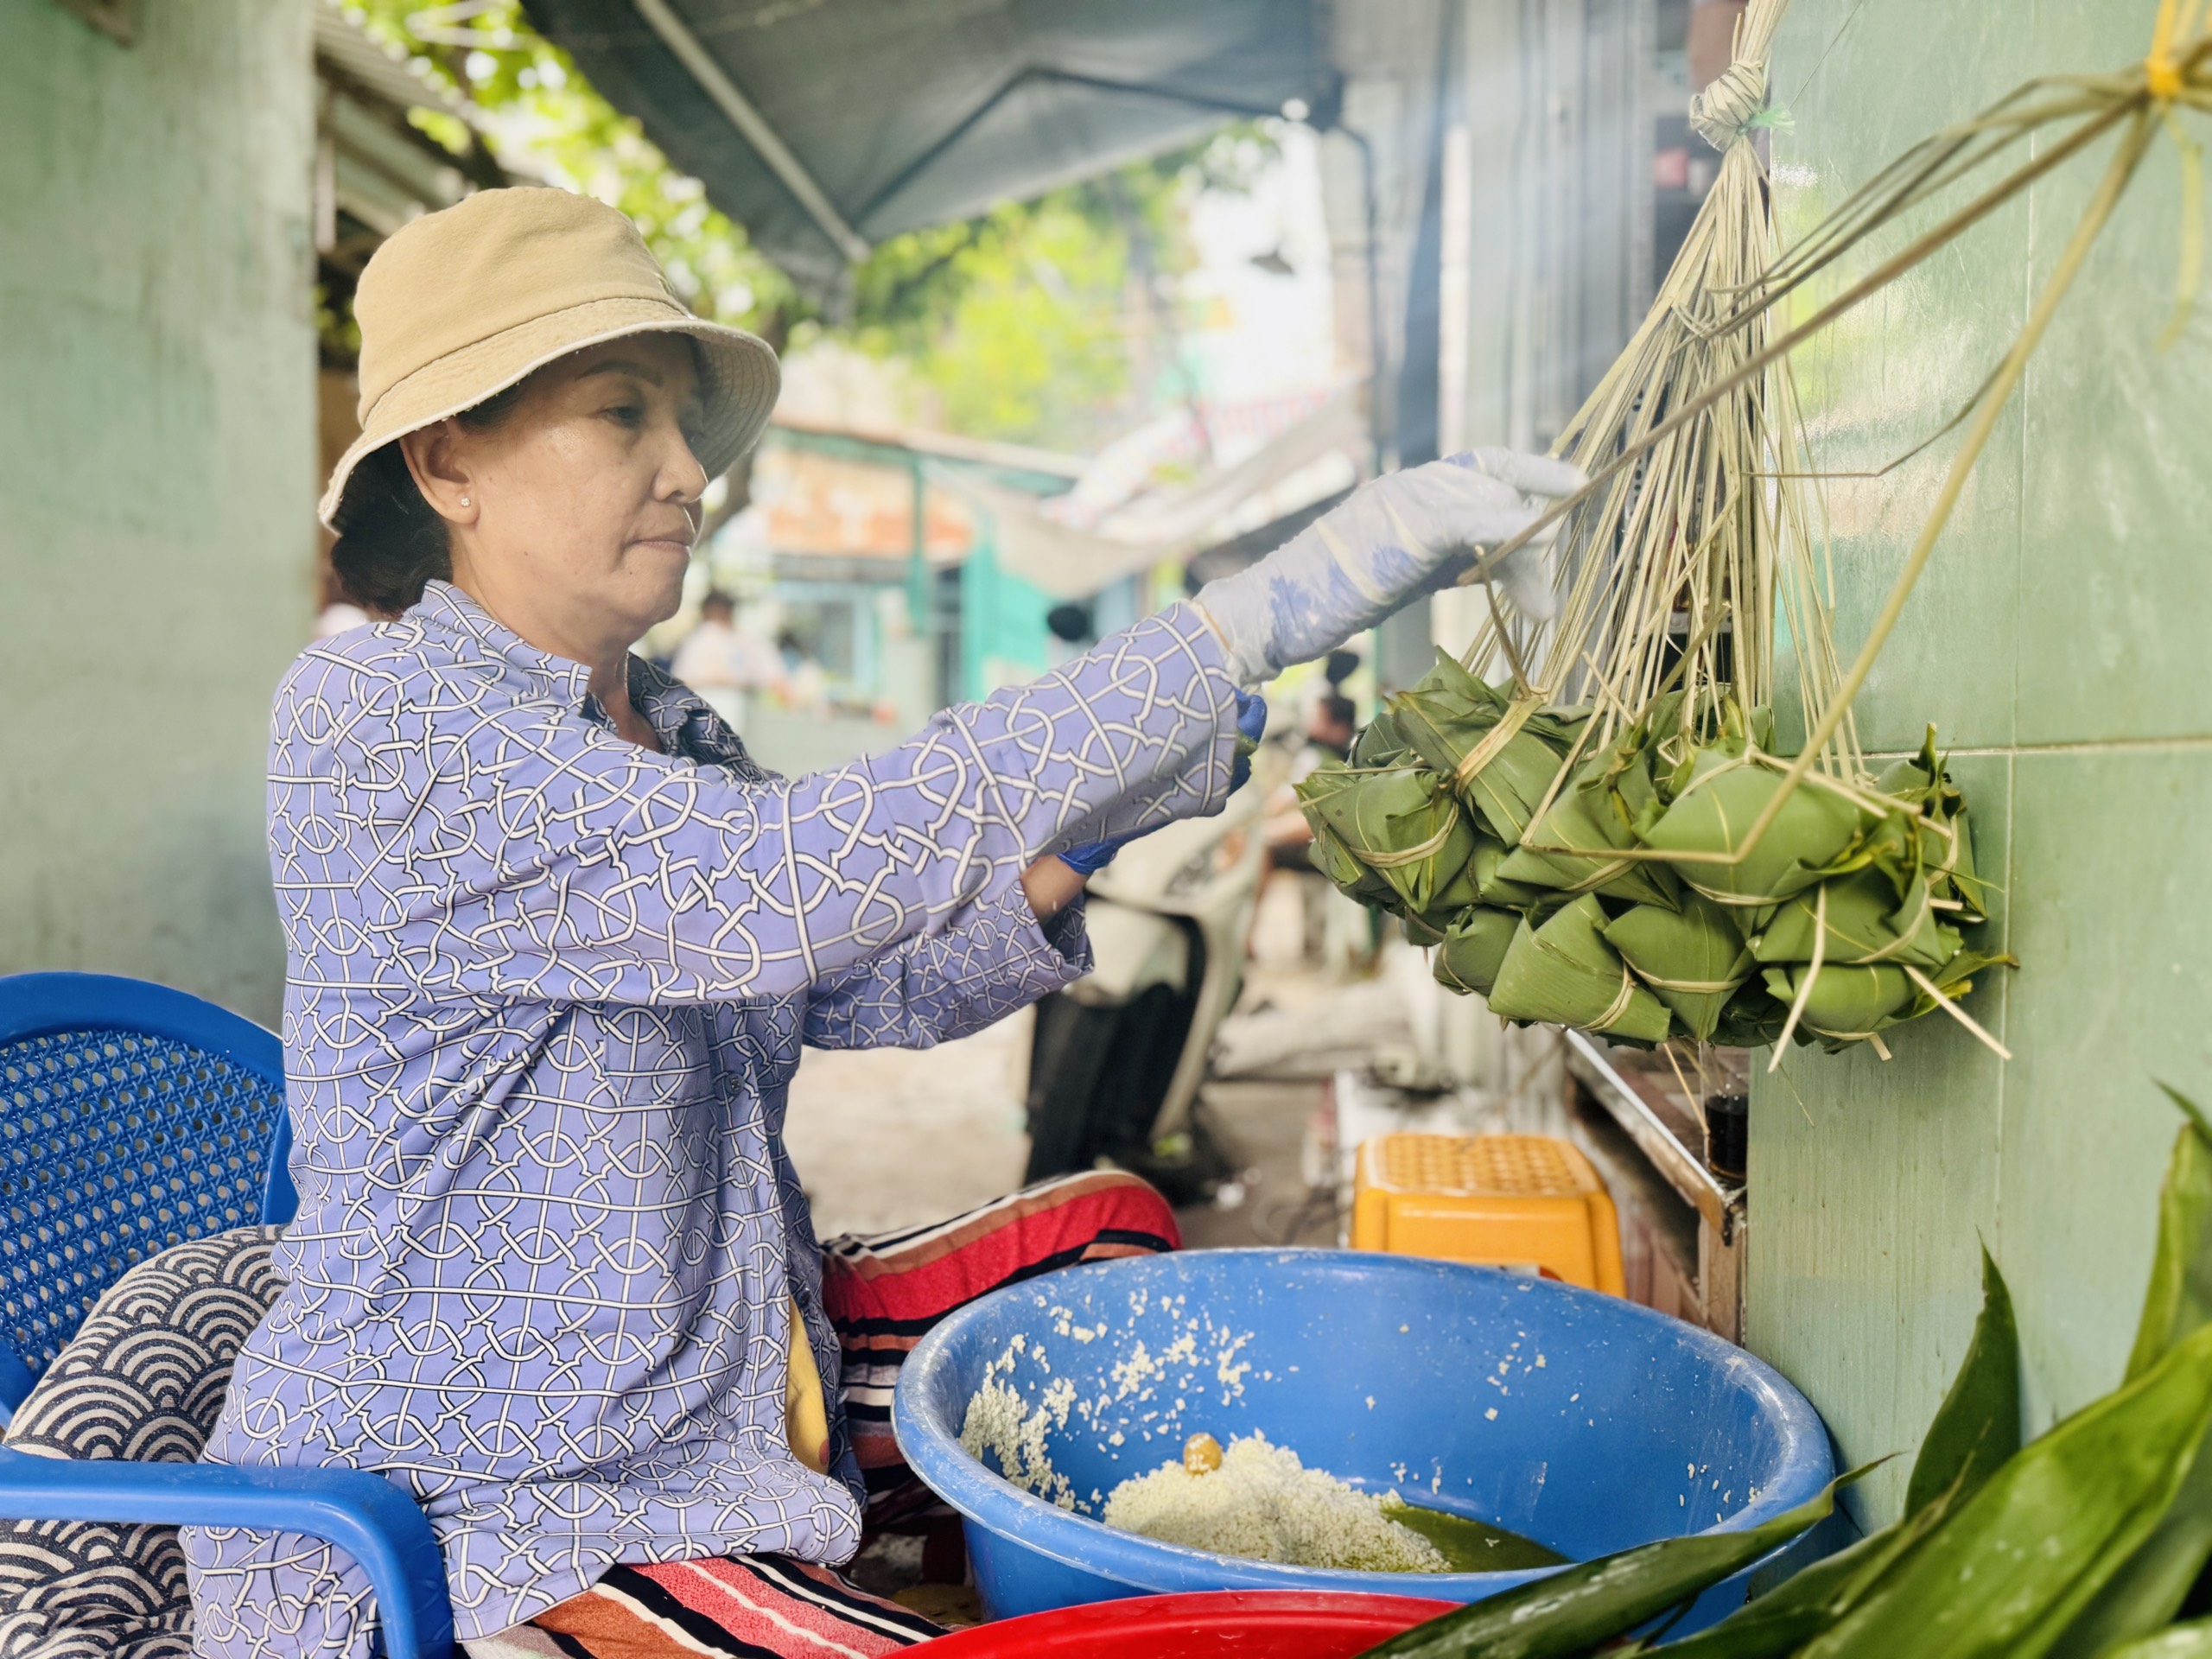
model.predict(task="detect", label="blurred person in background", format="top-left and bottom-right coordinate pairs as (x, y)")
top-left (1261, 656), bottom-right (1359, 861)
top-left (1253, 664), bottom-right (1362, 967)
top-left (773, 625), bottom-right (830, 714)
top-left (671, 588), bottom-right (782, 732)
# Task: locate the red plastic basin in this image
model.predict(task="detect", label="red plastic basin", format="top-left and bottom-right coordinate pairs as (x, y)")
top-left (918, 1590), bottom-right (1459, 1656)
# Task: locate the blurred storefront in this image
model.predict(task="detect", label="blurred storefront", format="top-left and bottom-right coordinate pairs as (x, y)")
top-left (694, 420), bottom-right (1088, 772)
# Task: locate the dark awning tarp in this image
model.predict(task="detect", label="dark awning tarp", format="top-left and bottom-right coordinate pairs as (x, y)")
top-left (523, 0), bottom-right (1325, 300)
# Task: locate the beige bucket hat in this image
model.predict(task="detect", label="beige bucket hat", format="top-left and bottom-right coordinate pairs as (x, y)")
top-left (319, 188), bottom-right (781, 527)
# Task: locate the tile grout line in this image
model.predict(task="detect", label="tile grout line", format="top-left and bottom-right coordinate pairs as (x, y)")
top-left (1859, 735), bottom-right (2212, 760)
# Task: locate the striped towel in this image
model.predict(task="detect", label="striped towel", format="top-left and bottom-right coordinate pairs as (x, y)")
top-left (468, 1555), bottom-right (944, 1657)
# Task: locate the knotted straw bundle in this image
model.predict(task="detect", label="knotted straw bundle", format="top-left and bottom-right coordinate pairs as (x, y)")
top-left (1302, 654), bottom-right (2006, 1056)
top-left (1289, 0), bottom-right (2212, 1061)
top-left (1306, 0), bottom-right (2212, 1063)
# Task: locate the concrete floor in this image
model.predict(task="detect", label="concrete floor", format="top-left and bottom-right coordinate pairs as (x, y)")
top-left (782, 1000), bottom-right (1338, 1249)
top-left (783, 1007), bottom-right (1036, 1242)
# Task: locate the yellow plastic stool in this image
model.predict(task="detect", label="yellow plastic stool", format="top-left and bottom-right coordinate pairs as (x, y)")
top-left (1351, 1134), bottom-right (1625, 1295)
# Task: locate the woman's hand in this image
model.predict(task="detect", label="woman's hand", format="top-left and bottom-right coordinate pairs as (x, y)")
top-left (1192, 448), bottom-right (1586, 684)
top-left (1020, 856), bottom-right (1090, 921)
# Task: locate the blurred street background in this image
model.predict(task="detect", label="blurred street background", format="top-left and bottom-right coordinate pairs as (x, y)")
top-left (6, 0), bottom-right (1758, 1321)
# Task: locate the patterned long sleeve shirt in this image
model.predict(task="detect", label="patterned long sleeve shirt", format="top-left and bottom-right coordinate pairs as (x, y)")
top-left (181, 581), bottom-right (1238, 1655)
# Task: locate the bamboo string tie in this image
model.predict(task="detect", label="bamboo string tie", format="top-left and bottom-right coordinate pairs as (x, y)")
top-left (1360, 803), bottom-right (1463, 870)
top-left (1454, 696), bottom-right (1548, 788)
top-left (1594, 963), bottom-right (1642, 1032)
top-left (1688, 47), bottom-right (1771, 150)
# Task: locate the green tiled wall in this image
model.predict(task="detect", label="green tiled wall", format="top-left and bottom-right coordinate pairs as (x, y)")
top-left (0, 0), bottom-right (314, 1022)
top-left (1750, 0), bottom-right (2212, 1525)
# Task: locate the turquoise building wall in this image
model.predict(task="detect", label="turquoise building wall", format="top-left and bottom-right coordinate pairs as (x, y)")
top-left (959, 533), bottom-right (1055, 702)
top-left (1750, 0), bottom-right (2212, 1525)
top-left (0, 0), bottom-right (316, 1023)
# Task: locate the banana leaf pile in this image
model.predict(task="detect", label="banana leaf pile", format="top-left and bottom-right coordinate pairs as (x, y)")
top-left (1357, 1087), bottom-right (2212, 1659)
top-left (1298, 654), bottom-right (2010, 1058)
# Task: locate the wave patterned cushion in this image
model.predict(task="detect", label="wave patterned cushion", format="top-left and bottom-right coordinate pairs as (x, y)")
top-left (0, 1227), bottom-right (284, 1659)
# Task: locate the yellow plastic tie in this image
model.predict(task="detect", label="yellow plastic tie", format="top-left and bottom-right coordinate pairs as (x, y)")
top-left (2147, 0), bottom-right (2185, 99)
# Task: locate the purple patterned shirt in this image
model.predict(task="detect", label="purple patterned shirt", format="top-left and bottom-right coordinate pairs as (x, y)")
top-left (181, 581), bottom-right (1237, 1653)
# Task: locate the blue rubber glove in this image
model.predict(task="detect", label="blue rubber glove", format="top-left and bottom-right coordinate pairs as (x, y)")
top-left (1229, 686), bottom-right (1268, 794)
top-left (1056, 838), bottom-right (1126, 876)
top-left (1058, 692), bottom-right (1269, 875)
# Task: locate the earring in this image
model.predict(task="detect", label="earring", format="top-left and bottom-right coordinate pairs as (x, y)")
top-left (459, 495), bottom-right (472, 507)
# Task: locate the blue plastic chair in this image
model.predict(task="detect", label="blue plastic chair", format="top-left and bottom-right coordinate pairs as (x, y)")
top-left (0, 971), bottom-right (455, 1658)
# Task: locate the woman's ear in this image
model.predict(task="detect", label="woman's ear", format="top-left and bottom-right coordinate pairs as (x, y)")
top-left (399, 422), bottom-right (477, 524)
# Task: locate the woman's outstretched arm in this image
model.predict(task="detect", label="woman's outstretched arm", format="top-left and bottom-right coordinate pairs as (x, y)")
top-left (799, 878), bottom-right (1092, 1051)
top-left (270, 597), bottom-right (1236, 1007)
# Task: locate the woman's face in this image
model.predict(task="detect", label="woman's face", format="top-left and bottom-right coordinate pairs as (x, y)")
top-left (403, 334), bottom-right (709, 664)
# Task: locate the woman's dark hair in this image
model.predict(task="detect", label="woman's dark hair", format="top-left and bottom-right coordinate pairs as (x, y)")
top-left (328, 377), bottom-right (531, 614)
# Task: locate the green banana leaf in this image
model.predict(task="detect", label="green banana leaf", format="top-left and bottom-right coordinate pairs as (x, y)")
top-left (1793, 1321), bottom-right (2212, 1659)
top-left (1384, 654), bottom-right (1505, 783)
top-left (1497, 754), bottom-right (1681, 908)
top-left (1656, 1249), bottom-right (2020, 1657)
top-left (1402, 859), bottom-right (1488, 944)
top-left (1389, 653), bottom-right (1584, 846)
top-left (2052, 1436), bottom-right (2212, 1659)
top-left (1433, 906), bottom-right (1522, 997)
top-left (1600, 689), bottom-right (1688, 842)
top-left (1643, 749), bottom-right (1868, 908)
top-left (2128, 1087), bottom-right (2212, 1383)
top-left (1297, 760), bottom-right (1479, 916)
top-left (1761, 963), bottom-right (1917, 1041)
top-left (1872, 729), bottom-right (1957, 804)
top-left (2097, 1619), bottom-right (2212, 1657)
top-left (1354, 708), bottom-right (1414, 767)
top-left (1402, 906), bottom-right (1452, 948)
top-left (1489, 895), bottom-right (1675, 1045)
top-left (1605, 892), bottom-right (1754, 1042)
top-left (1748, 865), bottom-right (1960, 971)
top-left (2049, 1092), bottom-right (2212, 1658)
top-left (1429, 842), bottom-right (1485, 917)
top-left (1396, 652), bottom-right (1592, 753)
top-left (1473, 835), bottom-right (1551, 908)
top-left (1894, 947), bottom-right (2016, 1034)
top-left (1904, 1246), bottom-right (2022, 1517)
top-left (1873, 729), bottom-right (1990, 924)
top-left (1307, 816), bottom-right (1405, 912)
top-left (1649, 1480), bottom-right (1957, 1659)
top-left (1875, 728), bottom-right (1967, 843)
top-left (1944, 804), bottom-right (1992, 925)
top-left (1357, 1476), bottom-right (1854, 1659)
top-left (1464, 734), bottom-right (1588, 847)
top-left (1711, 982), bottom-right (1790, 1049)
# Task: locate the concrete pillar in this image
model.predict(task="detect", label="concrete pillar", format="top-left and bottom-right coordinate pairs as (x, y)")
top-left (0, 0), bottom-right (316, 1023)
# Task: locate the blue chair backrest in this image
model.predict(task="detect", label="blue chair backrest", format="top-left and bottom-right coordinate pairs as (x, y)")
top-left (0, 973), bottom-right (296, 1406)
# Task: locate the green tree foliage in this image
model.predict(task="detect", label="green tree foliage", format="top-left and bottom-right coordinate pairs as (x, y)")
top-left (346, 1), bottom-right (796, 336)
top-left (857, 197), bottom-right (1133, 448)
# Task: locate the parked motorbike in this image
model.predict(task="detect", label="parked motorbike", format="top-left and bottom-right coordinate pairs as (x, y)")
top-left (1022, 785), bottom-right (1264, 1200)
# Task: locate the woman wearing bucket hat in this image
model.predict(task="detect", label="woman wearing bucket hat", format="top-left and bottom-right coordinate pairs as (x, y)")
top-left (175, 188), bottom-right (1580, 1657)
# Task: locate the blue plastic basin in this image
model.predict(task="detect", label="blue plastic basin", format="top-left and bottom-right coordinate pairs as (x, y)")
top-left (893, 1249), bottom-right (1834, 1627)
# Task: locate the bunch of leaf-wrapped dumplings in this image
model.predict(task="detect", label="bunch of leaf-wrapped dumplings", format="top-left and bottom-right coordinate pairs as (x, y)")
top-left (1296, 652), bottom-right (2009, 1054)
